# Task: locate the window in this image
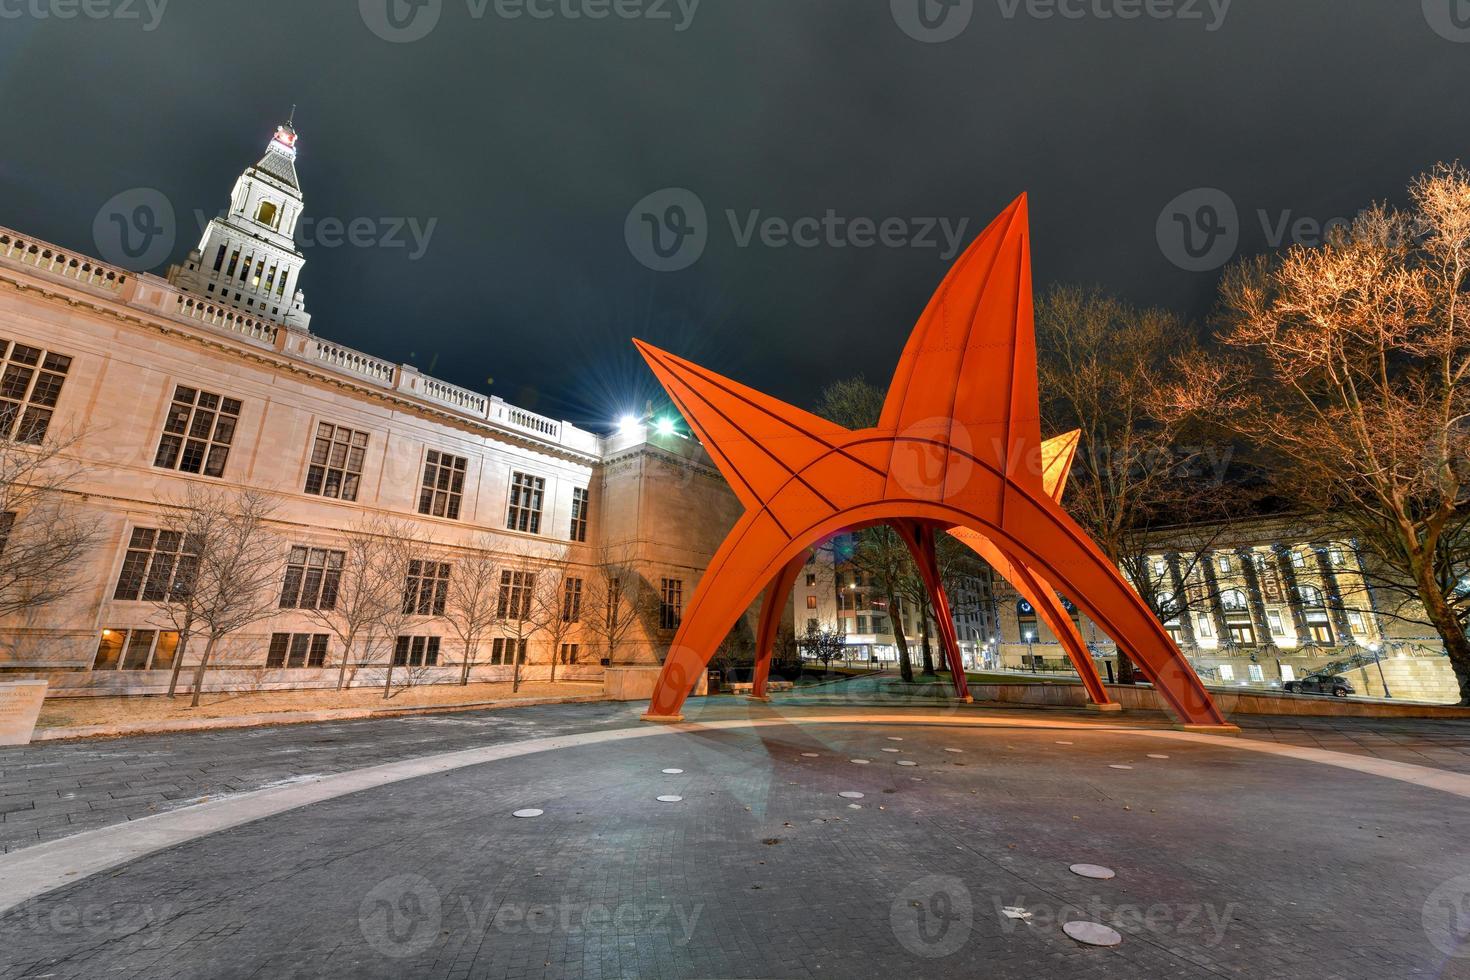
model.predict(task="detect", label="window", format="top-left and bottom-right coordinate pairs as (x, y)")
top-left (1153, 559), bottom-right (1168, 579)
top-left (1291, 550), bottom-right (1306, 568)
top-left (113, 528), bottom-right (199, 602)
top-left (305, 424), bottom-right (368, 501)
top-left (1330, 549), bottom-right (1345, 567)
top-left (605, 578), bottom-right (623, 629)
top-left (1217, 554), bottom-right (1233, 574)
top-left (403, 560), bottom-right (451, 616)
top-left (267, 633), bottom-right (329, 669)
top-left (806, 596), bottom-right (818, 609)
top-left (279, 547), bottom-right (344, 610)
top-left (805, 574), bottom-right (817, 587)
top-left (1, 341), bottom-right (71, 444)
top-left (0, 511), bottom-right (12, 556)
top-left (1218, 664), bottom-right (1235, 681)
top-left (1248, 664), bottom-right (1265, 683)
top-left (857, 615), bottom-right (870, 633)
top-left (1267, 611), bottom-right (1285, 636)
top-left (507, 472), bottom-right (545, 534)
top-left (559, 642), bottom-right (580, 665)
top-left (256, 200), bottom-right (279, 228)
top-left (498, 570), bottom-right (535, 621)
top-left (393, 635), bottom-right (441, 667)
top-left (1227, 623), bottom-right (1256, 647)
top-left (418, 450), bottom-right (467, 519)
top-left (1298, 584), bottom-right (1324, 607)
top-left (92, 629), bottom-right (180, 671)
top-left (1348, 611), bottom-right (1366, 635)
top-left (490, 637), bottom-right (527, 665)
top-left (154, 386), bottom-right (240, 477)
top-left (569, 487), bottom-right (589, 542)
top-left (1196, 615), bottom-right (1213, 638)
top-left (659, 578), bottom-right (683, 630)
top-left (562, 577), bottom-right (583, 622)
top-left (806, 618), bottom-right (819, 632)
top-left (1220, 589), bottom-right (1248, 612)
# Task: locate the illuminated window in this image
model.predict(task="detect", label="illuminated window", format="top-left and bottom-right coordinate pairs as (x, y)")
top-left (256, 201), bottom-right (279, 228)
top-left (806, 595), bottom-right (818, 609)
top-left (92, 629), bottom-right (180, 671)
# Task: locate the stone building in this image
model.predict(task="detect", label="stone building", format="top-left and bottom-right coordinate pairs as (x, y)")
top-left (0, 121), bottom-right (742, 696)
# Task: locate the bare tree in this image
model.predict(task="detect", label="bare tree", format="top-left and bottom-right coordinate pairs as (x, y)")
top-left (1178, 163), bottom-right (1470, 703)
top-left (295, 515), bottom-right (414, 692)
top-left (0, 428), bottom-right (97, 618)
top-left (531, 550), bottom-right (580, 683)
top-left (442, 538), bottom-right (501, 686)
top-left (381, 532), bottom-right (439, 699)
top-left (152, 488), bottom-right (284, 707)
top-left (493, 545), bottom-right (555, 693)
top-left (1037, 284), bottom-right (1242, 682)
top-left (581, 542), bottom-right (650, 666)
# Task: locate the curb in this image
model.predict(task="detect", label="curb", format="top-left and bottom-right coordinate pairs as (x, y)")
top-left (32, 694), bottom-right (612, 743)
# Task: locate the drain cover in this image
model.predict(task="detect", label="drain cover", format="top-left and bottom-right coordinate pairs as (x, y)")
top-left (1063, 921), bottom-right (1123, 947)
top-left (1070, 864), bottom-right (1116, 880)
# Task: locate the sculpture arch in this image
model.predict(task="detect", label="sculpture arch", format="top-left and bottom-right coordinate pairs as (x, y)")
top-left (634, 195), bottom-right (1229, 729)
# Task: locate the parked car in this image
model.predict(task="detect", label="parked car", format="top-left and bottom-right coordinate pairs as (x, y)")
top-left (1283, 674), bottom-right (1355, 698)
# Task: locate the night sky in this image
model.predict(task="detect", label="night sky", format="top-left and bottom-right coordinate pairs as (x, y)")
top-left (1, 1), bottom-right (1464, 430)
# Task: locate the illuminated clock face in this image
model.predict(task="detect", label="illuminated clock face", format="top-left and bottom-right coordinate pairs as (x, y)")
top-left (271, 126), bottom-right (298, 157)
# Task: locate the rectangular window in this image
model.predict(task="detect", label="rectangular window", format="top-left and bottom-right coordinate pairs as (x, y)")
top-left (153, 386), bottom-right (240, 477)
top-left (91, 628), bottom-right (181, 671)
top-left (606, 578), bottom-right (622, 629)
top-left (806, 618), bottom-right (819, 632)
top-left (559, 642), bottom-right (580, 665)
top-left (1267, 611), bottom-right (1285, 636)
top-left (113, 528), bottom-right (199, 602)
top-left (266, 633), bottom-right (329, 669)
top-left (279, 547), bottom-right (345, 610)
top-left (1218, 663), bottom-right (1235, 681)
top-left (418, 450), bottom-right (467, 520)
top-left (805, 574), bottom-right (817, 587)
top-left (304, 423), bottom-right (368, 501)
top-left (806, 595), bottom-right (818, 609)
top-left (1291, 550), bottom-right (1306, 568)
top-left (490, 637), bottom-right (528, 665)
top-left (403, 560), bottom-right (451, 616)
top-left (659, 578), bottom-right (683, 631)
top-left (1348, 611), bottom-right (1366, 634)
top-left (1217, 555), bottom-right (1232, 574)
top-left (393, 635), bottom-right (441, 667)
top-left (562, 576), bottom-right (583, 623)
top-left (507, 472), bottom-right (545, 534)
top-left (1248, 664), bottom-right (1265, 683)
top-left (1196, 614), bottom-right (1213, 638)
top-left (857, 615), bottom-right (870, 633)
top-left (0, 341), bottom-right (71, 444)
top-left (1330, 549), bottom-right (1345, 567)
top-left (498, 570), bottom-right (535, 621)
top-left (1153, 559), bottom-right (1168, 579)
top-left (569, 487), bottom-right (589, 542)
top-left (0, 511), bottom-right (13, 556)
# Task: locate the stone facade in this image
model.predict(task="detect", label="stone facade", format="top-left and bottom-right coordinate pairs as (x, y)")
top-left (0, 125), bottom-right (743, 697)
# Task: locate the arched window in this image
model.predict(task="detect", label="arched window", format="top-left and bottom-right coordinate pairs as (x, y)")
top-left (1298, 584), bottom-right (1324, 607)
top-left (255, 200), bottom-right (280, 229)
top-left (1220, 588), bottom-right (1249, 612)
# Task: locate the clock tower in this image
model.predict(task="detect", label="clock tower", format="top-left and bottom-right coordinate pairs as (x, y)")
top-left (169, 113), bottom-right (311, 331)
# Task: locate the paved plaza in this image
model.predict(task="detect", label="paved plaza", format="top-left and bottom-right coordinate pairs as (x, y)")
top-left (2, 686), bottom-right (1470, 978)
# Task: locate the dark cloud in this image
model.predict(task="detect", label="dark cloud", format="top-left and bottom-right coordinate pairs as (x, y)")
top-left (1, 0), bottom-right (1463, 428)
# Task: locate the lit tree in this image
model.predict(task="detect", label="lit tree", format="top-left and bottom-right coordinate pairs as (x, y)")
top-left (493, 544), bottom-right (554, 694)
top-left (1036, 284), bottom-right (1242, 682)
top-left (581, 542), bottom-right (650, 666)
top-left (800, 622), bottom-right (847, 673)
top-left (1180, 163), bottom-right (1470, 704)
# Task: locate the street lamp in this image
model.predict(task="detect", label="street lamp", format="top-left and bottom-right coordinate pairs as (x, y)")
top-left (1024, 629), bottom-right (1035, 672)
top-left (1370, 641), bottom-right (1391, 699)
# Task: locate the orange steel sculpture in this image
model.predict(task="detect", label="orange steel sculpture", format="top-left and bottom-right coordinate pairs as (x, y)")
top-left (634, 194), bottom-right (1230, 729)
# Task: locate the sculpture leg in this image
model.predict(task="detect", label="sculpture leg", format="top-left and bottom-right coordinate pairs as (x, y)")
top-left (893, 520), bottom-right (973, 703)
top-left (752, 553), bottom-right (808, 700)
